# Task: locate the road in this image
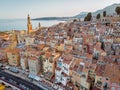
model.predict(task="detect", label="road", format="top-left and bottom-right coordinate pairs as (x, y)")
top-left (0, 80), bottom-right (21, 90)
top-left (0, 69), bottom-right (45, 90)
top-left (0, 64), bottom-right (64, 90)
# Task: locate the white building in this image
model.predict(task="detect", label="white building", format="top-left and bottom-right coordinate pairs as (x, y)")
top-left (28, 56), bottom-right (40, 75)
top-left (55, 54), bottom-right (74, 86)
top-left (20, 56), bottom-right (28, 70)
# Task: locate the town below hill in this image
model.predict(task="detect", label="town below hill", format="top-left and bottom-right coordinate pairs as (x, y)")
top-left (0, 12), bottom-right (120, 90)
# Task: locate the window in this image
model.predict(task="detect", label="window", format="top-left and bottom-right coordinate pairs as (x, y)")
top-left (106, 78), bottom-right (109, 80)
top-left (13, 60), bottom-right (16, 64)
top-left (64, 66), bottom-right (68, 71)
top-left (81, 74), bottom-right (86, 78)
top-left (97, 80), bottom-right (102, 86)
top-left (103, 82), bottom-right (108, 89)
top-left (50, 66), bottom-right (52, 68)
top-left (111, 87), bottom-right (115, 90)
top-left (99, 78), bottom-right (102, 80)
top-left (67, 78), bottom-right (70, 81)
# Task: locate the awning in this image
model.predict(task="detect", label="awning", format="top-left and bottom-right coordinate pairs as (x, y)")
top-left (34, 76), bottom-right (41, 81)
top-left (28, 74), bottom-right (41, 81)
top-left (28, 74), bottom-right (35, 79)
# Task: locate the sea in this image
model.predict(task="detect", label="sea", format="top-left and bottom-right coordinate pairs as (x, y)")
top-left (0, 19), bottom-right (65, 31)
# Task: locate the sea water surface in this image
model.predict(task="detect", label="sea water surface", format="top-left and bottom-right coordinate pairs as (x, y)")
top-left (0, 19), bottom-right (65, 31)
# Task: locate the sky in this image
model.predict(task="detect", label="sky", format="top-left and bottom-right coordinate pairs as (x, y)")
top-left (0, 0), bottom-right (120, 19)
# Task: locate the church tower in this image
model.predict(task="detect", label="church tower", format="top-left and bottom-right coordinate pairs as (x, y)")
top-left (27, 14), bottom-right (32, 34)
top-left (38, 22), bottom-right (41, 30)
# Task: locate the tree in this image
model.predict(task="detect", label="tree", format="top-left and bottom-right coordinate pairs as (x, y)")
top-left (84, 16), bottom-right (87, 21)
top-left (39, 55), bottom-right (44, 74)
top-left (96, 13), bottom-right (101, 19)
top-left (103, 11), bottom-right (106, 17)
top-left (101, 42), bottom-right (104, 50)
top-left (73, 19), bottom-right (77, 22)
top-left (115, 7), bottom-right (120, 16)
top-left (84, 12), bottom-right (92, 21)
top-left (87, 12), bottom-right (92, 21)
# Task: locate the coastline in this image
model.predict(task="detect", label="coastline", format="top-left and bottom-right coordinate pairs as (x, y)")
top-left (0, 19), bottom-right (65, 31)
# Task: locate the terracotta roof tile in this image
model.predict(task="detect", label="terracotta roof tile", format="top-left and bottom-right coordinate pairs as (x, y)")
top-left (103, 64), bottom-right (120, 83)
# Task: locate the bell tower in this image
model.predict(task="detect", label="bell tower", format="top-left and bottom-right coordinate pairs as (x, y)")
top-left (27, 14), bottom-right (32, 34)
top-left (38, 22), bottom-right (41, 30)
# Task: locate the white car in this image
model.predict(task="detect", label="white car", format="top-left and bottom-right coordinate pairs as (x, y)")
top-left (53, 85), bottom-right (58, 89)
top-left (0, 63), bottom-right (3, 67)
top-left (25, 69), bottom-right (29, 72)
top-left (5, 66), bottom-right (9, 69)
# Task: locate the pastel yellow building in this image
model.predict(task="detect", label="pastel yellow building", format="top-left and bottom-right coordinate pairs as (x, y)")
top-left (6, 48), bottom-right (20, 66)
top-left (7, 30), bottom-right (18, 49)
top-left (0, 83), bottom-right (6, 90)
top-left (80, 75), bottom-right (90, 90)
top-left (70, 59), bottom-right (90, 90)
top-left (20, 56), bottom-right (28, 70)
top-left (8, 41), bottom-right (18, 49)
top-left (94, 75), bottom-right (103, 89)
top-left (25, 36), bottom-right (35, 46)
top-left (70, 59), bottom-right (83, 85)
top-left (20, 30), bottom-right (26, 35)
top-left (56, 44), bottom-right (64, 51)
top-left (11, 30), bottom-right (18, 42)
top-left (43, 51), bottom-right (60, 79)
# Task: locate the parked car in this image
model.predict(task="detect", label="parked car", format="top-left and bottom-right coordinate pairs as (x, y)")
top-left (5, 66), bottom-right (10, 69)
top-left (9, 67), bottom-right (19, 73)
top-left (1, 76), bottom-right (5, 79)
top-left (0, 63), bottom-right (3, 67)
top-left (25, 69), bottom-right (29, 72)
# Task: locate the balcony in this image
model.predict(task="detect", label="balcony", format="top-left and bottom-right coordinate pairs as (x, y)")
top-left (96, 81), bottom-right (102, 88)
top-left (49, 59), bottom-right (53, 63)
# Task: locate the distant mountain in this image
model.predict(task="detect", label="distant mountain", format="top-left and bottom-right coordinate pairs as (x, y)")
top-left (33, 3), bottom-right (120, 21)
top-left (93, 3), bottom-right (120, 16)
top-left (32, 17), bottom-right (72, 21)
top-left (73, 12), bottom-right (88, 18)
top-left (75, 3), bottom-right (120, 19)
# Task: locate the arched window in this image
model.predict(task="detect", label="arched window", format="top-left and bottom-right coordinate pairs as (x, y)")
top-left (111, 87), bottom-right (115, 90)
top-left (24, 39), bottom-right (26, 42)
top-left (103, 82), bottom-right (108, 89)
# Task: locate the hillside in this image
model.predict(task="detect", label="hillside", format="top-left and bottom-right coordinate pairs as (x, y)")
top-left (33, 3), bottom-right (120, 21)
top-left (75, 3), bottom-right (120, 18)
top-left (93, 3), bottom-right (120, 16)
